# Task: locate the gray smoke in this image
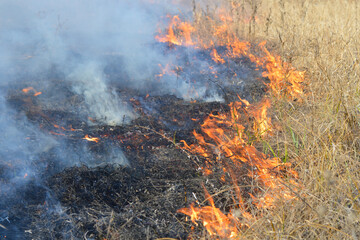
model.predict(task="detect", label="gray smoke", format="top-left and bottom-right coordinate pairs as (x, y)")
top-left (1, 0), bottom-right (224, 125)
top-left (0, 0), bottom-right (238, 237)
top-left (0, 0), bottom-right (197, 182)
top-left (69, 62), bottom-right (135, 125)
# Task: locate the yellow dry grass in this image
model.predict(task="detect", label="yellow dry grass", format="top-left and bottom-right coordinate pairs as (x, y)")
top-left (204, 0), bottom-right (360, 239)
top-left (104, 1), bottom-right (360, 239)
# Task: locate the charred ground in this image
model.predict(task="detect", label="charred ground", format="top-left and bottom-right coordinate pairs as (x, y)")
top-left (0, 45), bottom-right (266, 239)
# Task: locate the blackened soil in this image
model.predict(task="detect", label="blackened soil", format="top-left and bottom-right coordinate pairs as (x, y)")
top-left (1, 51), bottom-right (267, 239)
top-left (2, 92), bottom-right (253, 240)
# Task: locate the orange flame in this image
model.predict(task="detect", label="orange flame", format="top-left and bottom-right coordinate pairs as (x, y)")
top-left (155, 15), bottom-right (195, 46)
top-left (251, 98), bottom-right (272, 137)
top-left (211, 49), bottom-right (225, 64)
top-left (155, 14), bottom-right (305, 100)
top-left (22, 87), bottom-right (42, 96)
top-left (248, 42), bottom-right (305, 100)
top-left (155, 63), bottom-right (176, 78)
top-left (155, 10), bottom-right (305, 238)
top-left (179, 96), bottom-right (300, 235)
top-left (83, 135), bottom-right (100, 143)
top-left (178, 189), bottom-right (239, 238)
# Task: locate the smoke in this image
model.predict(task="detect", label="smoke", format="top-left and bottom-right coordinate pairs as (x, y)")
top-left (1, 0), bottom-right (228, 122)
top-left (69, 62), bottom-right (134, 125)
top-left (0, 0), bottom-right (234, 237)
top-left (0, 0), bottom-right (231, 183)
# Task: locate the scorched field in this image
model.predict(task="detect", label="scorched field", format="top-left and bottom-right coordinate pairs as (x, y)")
top-left (0, 0), bottom-right (360, 239)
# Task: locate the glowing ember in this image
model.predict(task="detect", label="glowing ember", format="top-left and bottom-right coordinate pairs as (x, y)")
top-left (53, 124), bottom-right (77, 132)
top-left (49, 131), bottom-right (66, 136)
top-left (83, 134), bottom-right (100, 143)
top-left (22, 87), bottom-right (42, 96)
top-left (22, 87), bottom-right (34, 93)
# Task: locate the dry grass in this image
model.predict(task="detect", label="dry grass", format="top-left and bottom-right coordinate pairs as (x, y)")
top-left (208, 0), bottom-right (360, 239)
top-left (101, 1), bottom-right (360, 239)
top-left (169, 0), bottom-right (360, 238)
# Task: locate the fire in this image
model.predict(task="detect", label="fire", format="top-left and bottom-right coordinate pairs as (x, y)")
top-left (53, 124), bottom-right (76, 132)
top-left (49, 124), bottom-right (78, 136)
top-left (83, 134), bottom-right (100, 143)
top-left (155, 63), bottom-right (175, 79)
top-left (155, 15), bottom-right (195, 46)
top-left (49, 131), bottom-right (66, 136)
top-left (178, 188), bottom-right (239, 238)
top-left (22, 87), bottom-right (34, 93)
top-left (180, 96), bottom-right (300, 236)
top-left (249, 42), bottom-right (305, 100)
top-left (251, 98), bottom-right (272, 137)
top-left (211, 49), bottom-right (225, 64)
top-left (155, 15), bottom-right (305, 100)
top-left (22, 87), bottom-right (42, 96)
top-left (155, 12), bottom-right (305, 237)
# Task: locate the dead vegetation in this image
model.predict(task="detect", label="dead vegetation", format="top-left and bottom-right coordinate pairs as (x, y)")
top-left (52, 0), bottom-right (360, 238)
top-left (3, 1), bottom-right (360, 239)
top-left (188, 0), bottom-right (360, 238)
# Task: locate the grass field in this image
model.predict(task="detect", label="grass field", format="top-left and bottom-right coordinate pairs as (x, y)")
top-left (227, 0), bottom-right (360, 238)
top-left (184, 0), bottom-right (360, 238)
top-left (96, 1), bottom-right (360, 239)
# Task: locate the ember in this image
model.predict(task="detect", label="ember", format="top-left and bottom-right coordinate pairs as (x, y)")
top-left (22, 87), bottom-right (42, 96)
top-left (82, 134), bottom-right (100, 143)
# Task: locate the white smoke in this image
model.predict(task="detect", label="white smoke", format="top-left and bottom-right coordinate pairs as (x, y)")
top-left (69, 62), bottom-right (135, 125)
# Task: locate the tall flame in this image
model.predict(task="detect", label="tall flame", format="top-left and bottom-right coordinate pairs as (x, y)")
top-left (155, 11), bottom-right (304, 238)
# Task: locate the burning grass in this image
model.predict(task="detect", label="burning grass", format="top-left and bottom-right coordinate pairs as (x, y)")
top-left (101, 0), bottom-right (359, 239)
top-left (167, 0), bottom-right (360, 239)
top-left (2, 0), bottom-right (360, 239)
top-left (150, 2), bottom-right (306, 238)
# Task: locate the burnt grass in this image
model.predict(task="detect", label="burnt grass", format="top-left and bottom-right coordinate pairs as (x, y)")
top-left (1, 48), bottom-right (267, 239)
top-left (1, 85), bottom-right (265, 239)
top-left (44, 96), bottom-right (229, 239)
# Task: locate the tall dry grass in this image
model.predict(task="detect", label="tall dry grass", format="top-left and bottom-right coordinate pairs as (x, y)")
top-left (210, 0), bottom-right (360, 238)
top-left (102, 1), bottom-right (360, 239)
